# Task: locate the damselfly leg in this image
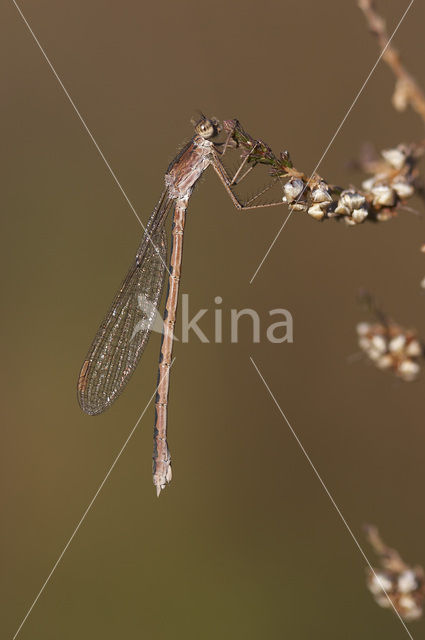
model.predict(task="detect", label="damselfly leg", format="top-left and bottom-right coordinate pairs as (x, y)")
top-left (212, 119), bottom-right (285, 210)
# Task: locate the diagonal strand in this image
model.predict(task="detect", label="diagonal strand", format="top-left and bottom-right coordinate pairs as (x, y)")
top-left (11, 0), bottom-right (171, 276)
top-left (11, 358), bottom-right (176, 640)
top-left (250, 356), bottom-right (414, 640)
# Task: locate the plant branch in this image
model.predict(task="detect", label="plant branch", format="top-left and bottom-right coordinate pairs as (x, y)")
top-left (359, 0), bottom-right (425, 126)
top-left (223, 118), bottom-right (423, 225)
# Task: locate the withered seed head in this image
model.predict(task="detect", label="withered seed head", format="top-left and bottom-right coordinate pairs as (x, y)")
top-left (371, 184), bottom-right (396, 208)
top-left (283, 178), bottom-right (305, 203)
top-left (381, 147), bottom-right (407, 170)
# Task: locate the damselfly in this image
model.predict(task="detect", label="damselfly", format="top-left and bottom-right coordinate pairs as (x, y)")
top-left (78, 116), bottom-right (283, 495)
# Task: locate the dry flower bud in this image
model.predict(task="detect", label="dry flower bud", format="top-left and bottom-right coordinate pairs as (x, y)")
top-left (340, 190), bottom-right (366, 212)
top-left (392, 178), bottom-right (414, 199)
top-left (368, 572), bottom-right (393, 595)
top-left (351, 207), bottom-right (369, 223)
top-left (368, 346), bottom-right (385, 361)
top-left (283, 178), bottom-right (305, 203)
top-left (398, 359), bottom-right (420, 381)
top-left (334, 203), bottom-right (350, 216)
top-left (389, 334), bottom-right (406, 353)
top-left (371, 334), bottom-right (387, 354)
top-left (377, 354), bottom-right (393, 370)
top-left (405, 339), bottom-right (422, 357)
top-left (356, 322), bottom-right (371, 336)
top-left (376, 209), bottom-right (395, 222)
top-left (398, 596), bottom-right (423, 621)
top-left (371, 184), bottom-right (396, 208)
top-left (381, 147), bottom-right (406, 170)
top-left (398, 570), bottom-right (419, 594)
top-left (361, 177), bottom-right (376, 191)
top-left (291, 202), bottom-right (308, 212)
top-left (375, 594), bottom-right (393, 609)
top-left (358, 336), bottom-right (371, 351)
top-left (345, 216), bottom-right (357, 226)
top-left (311, 183), bottom-right (332, 204)
top-left (392, 78), bottom-right (410, 112)
top-left (307, 203), bottom-right (326, 220)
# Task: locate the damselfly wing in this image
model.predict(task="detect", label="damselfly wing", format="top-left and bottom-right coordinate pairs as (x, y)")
top-left (78, 191), bottom-right (172, 415)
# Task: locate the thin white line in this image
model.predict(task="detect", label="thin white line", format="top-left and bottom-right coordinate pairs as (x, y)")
top-left (12, 0), bottom-right (143, 228)
top-left (11, 0), bottom-right (172, 276)
top-left (11, 358), bottom-right (175, 640)
top-left (249, 208), bottom-right (294, 285)
top-left (249, 0), bottom-right (415, 285)
top-left (250, 356), bottom-right (414, 639)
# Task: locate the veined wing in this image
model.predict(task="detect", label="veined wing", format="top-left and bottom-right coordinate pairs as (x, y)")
top-left (78, 193), bottom-right (173, 415)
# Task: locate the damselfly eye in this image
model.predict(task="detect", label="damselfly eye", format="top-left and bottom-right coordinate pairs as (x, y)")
top-left (195, 119), bottom-right (215, 139)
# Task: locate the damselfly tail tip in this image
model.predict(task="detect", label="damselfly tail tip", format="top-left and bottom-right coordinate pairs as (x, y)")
top-left (154, 482), bottom-right (168, 497)
top-left (154, 463), bottom-right (172, 496)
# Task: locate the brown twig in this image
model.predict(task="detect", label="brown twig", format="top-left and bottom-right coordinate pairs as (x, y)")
top-left (224, 119), bottom-right (423, 225)
top-left (364, 525), bottom-right (408, 573)
top-left (358, 0), bottom-right (425, 126)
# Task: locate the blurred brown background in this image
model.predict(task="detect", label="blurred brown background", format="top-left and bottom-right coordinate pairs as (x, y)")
top-left (2, 1), bottom-right (425, 638)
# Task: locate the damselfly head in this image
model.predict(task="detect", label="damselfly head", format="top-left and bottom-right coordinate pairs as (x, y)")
top-left (193, 116), bottom-right (221, 139)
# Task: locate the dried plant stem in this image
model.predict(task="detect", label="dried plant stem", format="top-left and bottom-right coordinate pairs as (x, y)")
top-left (359, 0), bottom-right (425, 125)
top-left (364, 525), bottom-right (407, 573)
top-left (224, 118), bottom-right (422, 225)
